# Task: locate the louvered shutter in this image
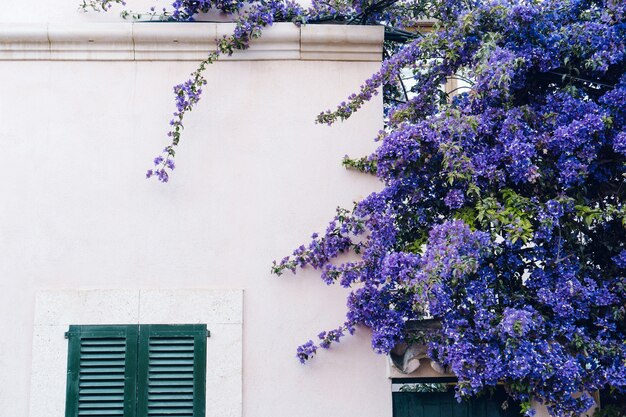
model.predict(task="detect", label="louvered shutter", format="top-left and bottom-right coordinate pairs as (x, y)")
top-left (136, 324), bottom-right (207, 417)
top-left (65, 325), bottom-right (139, 417)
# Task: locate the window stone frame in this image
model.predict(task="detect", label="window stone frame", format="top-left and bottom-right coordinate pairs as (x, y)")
top-left (29, 289), bottom-right (242, 417)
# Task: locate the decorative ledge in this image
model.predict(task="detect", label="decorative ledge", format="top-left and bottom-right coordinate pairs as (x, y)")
top-left (387, 319), bottom-right (455, 379)
top-left (0, 22), bottom-right (383, 61)
top-left (301, 25), bottom-right (383, 61)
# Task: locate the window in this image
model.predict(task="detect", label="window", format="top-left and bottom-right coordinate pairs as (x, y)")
top-left (64, 324), bottom-right (209, 417)
top-left (392, 379), bottom-right (522, 417)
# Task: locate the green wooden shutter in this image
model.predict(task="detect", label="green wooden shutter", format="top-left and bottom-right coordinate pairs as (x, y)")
top-left (65, 325), bottom-right (139, 417)
top-left (136, 324), bottom-right (207, 417)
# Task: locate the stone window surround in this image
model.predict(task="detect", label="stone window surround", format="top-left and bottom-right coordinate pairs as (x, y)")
top-left (29, 289), bottom-right (243, 417)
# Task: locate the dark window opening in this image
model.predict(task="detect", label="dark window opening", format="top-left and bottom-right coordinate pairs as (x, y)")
top-left (392, 379), bottom-right (522, 417)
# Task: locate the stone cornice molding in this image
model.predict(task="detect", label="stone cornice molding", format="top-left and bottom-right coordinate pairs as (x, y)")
top-left (0, 22), bottom-right (383, 61)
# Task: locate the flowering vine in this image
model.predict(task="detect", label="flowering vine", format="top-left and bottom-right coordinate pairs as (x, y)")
top-left (277, 1), bottom-right (626, 415)
top-left (85, 0), bottom-right (626, 415)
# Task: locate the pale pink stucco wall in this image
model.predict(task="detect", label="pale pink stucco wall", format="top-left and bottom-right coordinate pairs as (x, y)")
top-left (0, 18), bottom-right (389, 417)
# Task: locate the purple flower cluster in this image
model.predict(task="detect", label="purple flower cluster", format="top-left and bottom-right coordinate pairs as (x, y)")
top-left (500, 308), bottom-right (536, 337)
top-left (272, 207), bottom-right (366, 277)
top-left (146, 153), bottom-right (176, 182)
top-left (444, 189), bottom-right (465, 209)
top-left (318, 327), bottom-right (345, 349)
top-left (316, 39), bottom-right (425, 125)
top-left (296, 340), bottom-right (317, 364)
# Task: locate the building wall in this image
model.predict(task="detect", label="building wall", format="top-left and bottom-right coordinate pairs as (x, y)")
top-left (0, 19), bottom-right (389, 417)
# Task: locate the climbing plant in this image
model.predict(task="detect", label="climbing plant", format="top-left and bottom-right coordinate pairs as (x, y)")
top-left (85, 1), bottom-right (626, 416)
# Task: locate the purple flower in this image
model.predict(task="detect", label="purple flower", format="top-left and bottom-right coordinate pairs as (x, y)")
top-left (500, 308), bottom-right (535, 337)
top-left (444, 189), bottom-right (465, 209)
top-left (296, 340), bottom-right (318, 363)
top-left (613, 250), bottom-right (626, 269)
top-left (614, 131), bottom-right (626, 156)
top-left (318, 327), bottom-right (345, 349)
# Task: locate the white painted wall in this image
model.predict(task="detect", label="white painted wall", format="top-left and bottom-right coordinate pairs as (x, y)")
top-left (1, 0), bottom-right (162, 24)
top-left (0, 20), bottom-right (389, 417)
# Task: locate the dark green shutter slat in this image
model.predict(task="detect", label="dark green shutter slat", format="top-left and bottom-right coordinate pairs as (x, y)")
top-left (65, 325), bottom-right (138, 417)
top-left (137, 325), bottom-right (207, 417)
